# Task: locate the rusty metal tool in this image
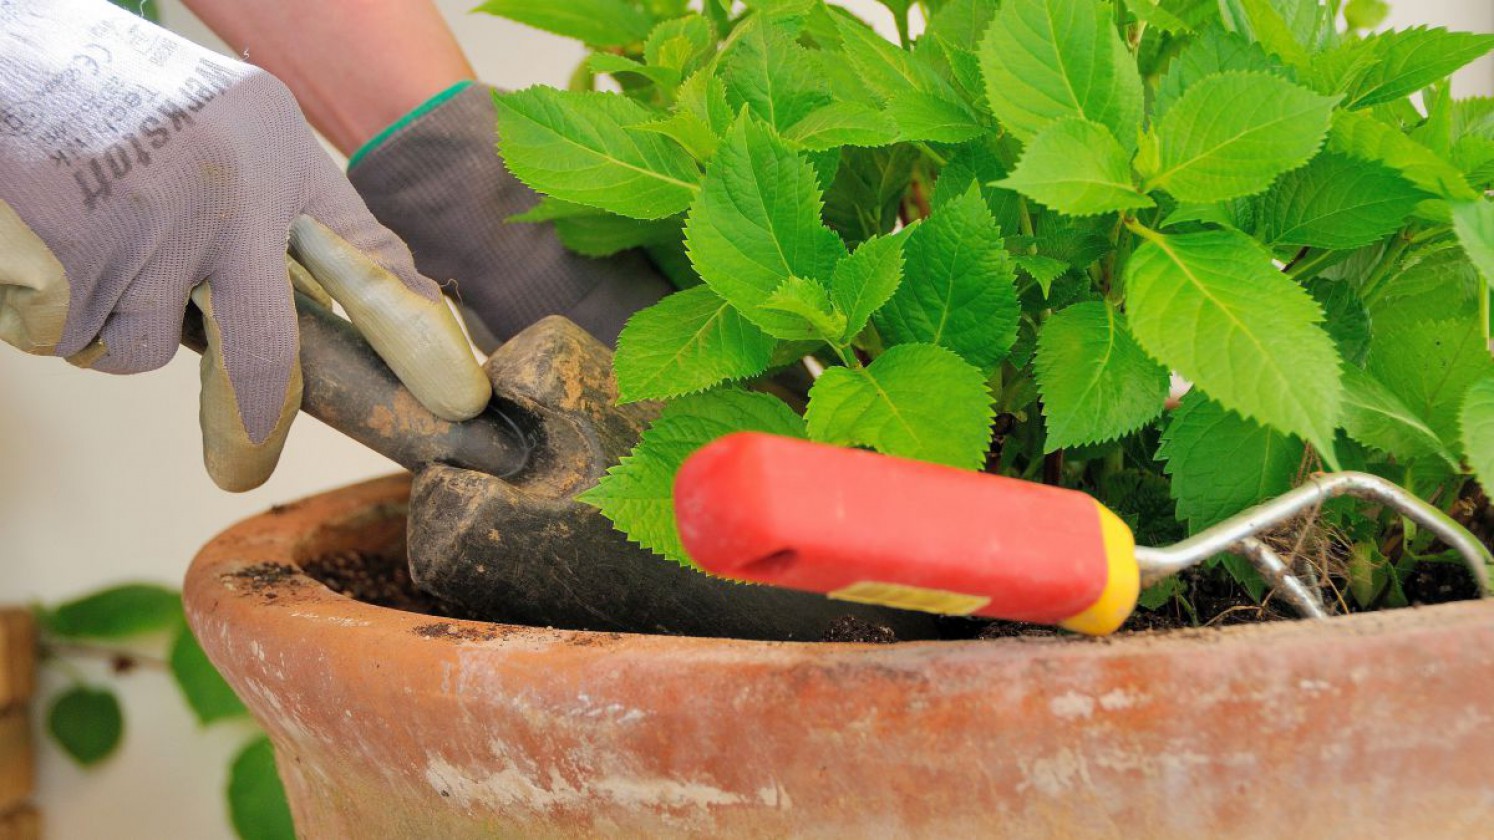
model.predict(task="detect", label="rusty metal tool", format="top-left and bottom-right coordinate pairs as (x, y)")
top-left (674, 433), bottom-right (1494, 636)
top-left (184, 290), bottom-right (940, 642)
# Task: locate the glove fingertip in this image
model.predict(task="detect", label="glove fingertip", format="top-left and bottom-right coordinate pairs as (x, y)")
top-left (192, 284), bottom-right (302, 492)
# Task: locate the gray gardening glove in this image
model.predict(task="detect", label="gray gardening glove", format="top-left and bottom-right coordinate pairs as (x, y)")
top-left (0, 0), bottom-right (491, 491)
top-left (347, 82), bottom-right (672, 351)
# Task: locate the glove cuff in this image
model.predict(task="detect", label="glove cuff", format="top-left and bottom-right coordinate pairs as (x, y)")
top-left (347, 81), bottom-right (475, 170)
top-left (347, 82), bottom-right (671, 349)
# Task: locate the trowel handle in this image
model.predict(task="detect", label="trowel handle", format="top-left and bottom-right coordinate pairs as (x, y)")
top-left (674, 433), bottom-right (1140, 636)
top-left (181, 291), bottom-right (532, 478)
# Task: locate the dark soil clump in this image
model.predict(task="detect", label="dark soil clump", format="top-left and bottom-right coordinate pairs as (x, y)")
top-left (821, 615), bottom-right (899, 643)
top-left (230, 563), bottom-right (299, 595)
top-left (1402, 560), bottom-right (1482, 605)
top-left (301, 550), bottom-right (479, 620)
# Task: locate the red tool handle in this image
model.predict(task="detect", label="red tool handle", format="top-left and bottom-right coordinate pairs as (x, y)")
top-left (674, 433), bottom-right (1140, 636)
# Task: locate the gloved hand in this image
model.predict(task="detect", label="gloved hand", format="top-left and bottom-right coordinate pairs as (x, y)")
top-left (0, 0), bottom-right (491, 491)
top-left (346, 82), bottom-right (673, 351)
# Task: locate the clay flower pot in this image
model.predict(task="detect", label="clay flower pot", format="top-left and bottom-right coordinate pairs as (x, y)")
top-left (185, 473), bottom-right (1494, 839)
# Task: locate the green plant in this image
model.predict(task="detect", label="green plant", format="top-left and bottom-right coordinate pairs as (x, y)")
top-left (36, 584), bottom-right (294, 840)
top-left (483, 0), bottom-right (1494, 615)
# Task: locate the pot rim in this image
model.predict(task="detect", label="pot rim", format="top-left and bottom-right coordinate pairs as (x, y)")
top-left (185, 472), bottom-right (1494, 663)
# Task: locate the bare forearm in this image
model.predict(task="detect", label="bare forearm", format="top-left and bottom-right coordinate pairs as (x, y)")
top-left (179, 0), bottom-right (474, 154)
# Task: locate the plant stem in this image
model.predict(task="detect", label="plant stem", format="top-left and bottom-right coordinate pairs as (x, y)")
top-left (1284, 248), bottom-right (1342, 280)
top-left (914, 142), bottom-right (948, 168)
top-left (894, 7), bottom-right (911, 48)
top-left (1359, 233), bottom-right (1412, 306)
top-left (42, 641), bottom-right (168, 671)
top-left (829, 341), bottom-right (862, 370)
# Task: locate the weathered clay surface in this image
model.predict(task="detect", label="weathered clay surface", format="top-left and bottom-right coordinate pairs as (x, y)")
top-left (187, 475), bottom-right (1494, 840)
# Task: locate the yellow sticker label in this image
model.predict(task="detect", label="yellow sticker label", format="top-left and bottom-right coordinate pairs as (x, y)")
top-left (828, 581), bottom-right (991, 616)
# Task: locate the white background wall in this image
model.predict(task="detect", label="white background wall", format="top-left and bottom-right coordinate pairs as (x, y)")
top-left (2, 2), bottom-right (1490, 838)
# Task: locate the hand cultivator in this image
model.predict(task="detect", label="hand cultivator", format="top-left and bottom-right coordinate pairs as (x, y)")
top-left (675, 433), bottom-right (1493, 636)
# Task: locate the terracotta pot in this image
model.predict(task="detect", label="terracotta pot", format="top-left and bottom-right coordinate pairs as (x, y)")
top-left (185, 474), bottom-right (1494, 839)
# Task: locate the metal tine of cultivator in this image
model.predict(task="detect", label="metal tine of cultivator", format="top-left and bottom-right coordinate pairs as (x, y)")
top-left (1134, 472), bottom-right (1494, 619)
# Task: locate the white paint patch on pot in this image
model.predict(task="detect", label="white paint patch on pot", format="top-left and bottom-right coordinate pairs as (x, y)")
top-left (757, 781), bottom-right (793, 809)
top-left (288, 611), bottom-right (370, 628)
top-left (1017, 748), bottom-right (1094, 796)
top-left (423, 755), bottom-right (763, 813)
top-left (1097, 689), bottom-right (1142, 711)
top-left (1048, 691), bottom-right (1095, 719)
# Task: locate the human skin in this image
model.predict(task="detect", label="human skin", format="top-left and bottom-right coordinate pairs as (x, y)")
top-left (179, 0), bottom-right (475, 154)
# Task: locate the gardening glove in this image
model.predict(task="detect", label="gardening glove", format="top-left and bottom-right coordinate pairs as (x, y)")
top-left (346, 81), bottom-right (672, 351)
top-left (0, 0), bottom-right (491, 492)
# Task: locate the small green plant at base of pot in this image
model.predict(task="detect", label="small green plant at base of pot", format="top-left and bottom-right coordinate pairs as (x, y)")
top-left (482, 0), bottom-right (1494, 621)
top-left (35, 583), bottom-right (294, 840)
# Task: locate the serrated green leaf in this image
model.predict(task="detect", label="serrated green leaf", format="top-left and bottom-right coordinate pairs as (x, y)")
top-left (1154, 28), bottom-right (1284, 118)
top-left (828, 13), bottom-right (983, 142)
top-left (1257, 152), bottom-right (1428, 249)
top-left (1141, 72), bottom-right (1338, 203)
top-left (579, 389), bottom-right (807, 565)
top-left (760, 276), bottom-right (848, 340)
top-left (1346, 540), bottom-right (1391, 609)
top-left (1455, 136), bottom-right (1494, 190)
top-left (683, 114), bottom-right (846, 335)
top-left (1159, 391), bottom-right (1305, 531)
top-left (873, 189), bottom-right (1019, 369)
top-left (588, 52), bottom-right (680, 89)
top-left (806, 344), bottom-right (994, 468)
top-left (678, 67), bottom-right (734, 138)
top-left (477, 0), bottom-right (654, 46)
top-left (614, 286), bottom-right (777, 402)
top-left (1367, 316), bottom-right (1494, 449)
top-left (552, 213), bottom-right (683, 258)
top-left (1314, 28), bottom-right (1494, 110)
top-left (999, 118), bottom-right (1153, 217)
top-left (919, 0), bottom-right (1000, 103)
top-left (1306, 278), bottom-right (1371, 367)
top-left (1015, 254), bottom-right (1068, 297)
top-left (1452, 201), bottom-right (1494, 289)
top-left (930, 137), bottom-right (1023, 235)
top-left (1226, 0), bottom-right (1312, 68)
top-left (1454, 98), bottom-right (1494, 142)
top-left (638, 110), bottom-right (721, 163)
top-left (1461, 377), bottom-right (1494, 491)
top-left (1328, 109), bottom-right (1477, 201)
top-left (1125, 227), bottom-right (1342, 456)
top-left (48, 686), bottom-right (123, 766)
top-left (884, 90), bottom-right (985, 143)
top-left (507, 196), bottom-right (595, 223)
top-left (831, 233), bottom-right (906, 341)
top-left (1035, 302), bottom-right (1170, 452)
top-left (42, 584), bottom-right (182, 640)
top-left (823, 146), bottom-right (917, 246)
top-left (1343, 0), bottom-right (1388, 31)
top-left (228, 738), bottom-right (296, 840)
top-left (1366, 242), bottom-right (1481, 328)
top-left (1340, 365), bottom-right (1455, 466)
top-left (169, 624), bottom-right (248, 726)
top-left (722, 17), bottom-right (832, 133)
top-left (1124, 0), bottom-right (1215, 33)
top-left (784, 102), bottom-right (900, 150)
top-left (1099, 466), bottom-right (1186, 547)
top-left (495, 88), bottom-right (701, 220)
top-left (978, 0), bottom-right (1144, 146)
top-left (830, 13), bottom-right (938, 103)
top-left (644, 15), bottom-right (716, 76)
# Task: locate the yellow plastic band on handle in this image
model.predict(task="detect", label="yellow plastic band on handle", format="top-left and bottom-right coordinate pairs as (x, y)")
top-left (1057, 502), bottom-right (1140, 636)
